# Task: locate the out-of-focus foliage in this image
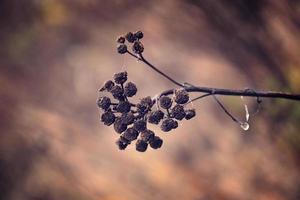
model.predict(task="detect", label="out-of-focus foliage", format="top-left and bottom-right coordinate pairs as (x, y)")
top-left (0, 0), bottom-right (300, 199)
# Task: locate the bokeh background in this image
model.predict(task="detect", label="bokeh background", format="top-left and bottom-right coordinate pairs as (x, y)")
top-left (1, 0), bottom-right (300, 199)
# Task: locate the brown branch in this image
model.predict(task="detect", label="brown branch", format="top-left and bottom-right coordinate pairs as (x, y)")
top-left (126, 51), bottom-right (300, 102)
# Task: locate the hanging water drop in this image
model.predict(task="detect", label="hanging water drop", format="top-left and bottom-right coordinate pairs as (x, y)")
top-left (240, 122), bottom-right (250, 131)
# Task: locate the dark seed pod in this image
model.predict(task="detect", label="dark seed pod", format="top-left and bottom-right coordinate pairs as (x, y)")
top-left (117, 44), bottom-right (127, 54)
top-left (121, 112), bottom-right (135, 125)
top-left (159, 96), bottom-right (172, 109)
top-left (171, 104), bottom-right (186, 120)
top-left (116, 101), bottom-right (131, 113)
top-left (116, 138), bottom-right (128, 150)
top-left (132, 41), bottom-right (144, 54)
top-left (113, 71), bottom-right (127, 85)
top-left (114, 118), bottom-right (127, 133)
top-left (124, 82), bottom-right (137, 97)
top-left (161, 118), bottom-right (177, 132)
top-left (133, 119), bottom-right (147, 132)
top-left (149, 136), bottom-right (163, 149)
top-left (117, 36), bottom-right (125, 43)
top-left (185, 109), bottom-right (196, 120)
top-left (97, 96), bottom-right (111, 110)
top-left (101, 111), bottom-right (115, 126)
top-left (110, 85), bottom-right (124, 100)
top-left (136, 139), bottom-right (148, 152)
top-left (125, 32), bottom-right (136, 43)
top-left (136, 103), bottom-right (148, 115)
top-left (140, 129), bottom-right (155, 142)
top-left (171, 120), bottom-right (178, 129)
top-left (99, 80), bottom-right (115, 92)
top-left (123, 128), bottom-right (139, 141)
top-left (174, 88), bottom-right (189, 104)
top-left (134, 31), bottom-right (143, 39)
top-left (148, 110), bottom-right (164, 124)
top-left (120, 135), bottom-right (130, 144)
top-left (140, 96), bottom-right (154, 108)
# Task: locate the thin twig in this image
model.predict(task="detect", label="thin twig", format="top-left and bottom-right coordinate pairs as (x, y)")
top-left (212, 95), bottom-right (240, 123)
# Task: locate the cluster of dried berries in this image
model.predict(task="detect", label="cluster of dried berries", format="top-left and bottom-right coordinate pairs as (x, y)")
top-left (116, 31), bottom-right (144, 54)
top-left (98, 71), bottom-right (196, 152)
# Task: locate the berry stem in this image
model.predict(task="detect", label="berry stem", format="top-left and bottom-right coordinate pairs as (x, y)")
top-left (126, 52), bottom-right (300, 102)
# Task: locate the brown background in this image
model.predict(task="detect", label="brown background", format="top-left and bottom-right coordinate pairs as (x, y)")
top-left (1, 0), bottom-right (300, 200)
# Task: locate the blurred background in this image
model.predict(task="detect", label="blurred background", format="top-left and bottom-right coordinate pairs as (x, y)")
top-left (1, 0), bottom-right (300, 199)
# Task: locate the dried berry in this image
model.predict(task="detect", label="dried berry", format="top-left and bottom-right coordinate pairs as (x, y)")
top-left (140, 129), bottom-right (155, 142)
top-left (121, 112), bottom-right (135, 125)
top-left (134, 31), bottom-right (144, 39)
top-left (110, 85), bottom-right (124, 100)
top-left (136, 96), bottom-right (153, 115)
top-left (133, 119), bottom-right (147, 132)
top-left (174, 88), bottom-right (189, 104)
top-left (117, 44), bottom-right (127, 54)
top-left (97, 96), bottom-right (111, 110)
top-left (132, 41), bottom-right (144, 54)
top-left (100, 80), bottom-right (115, 92)
top-left (123, 128), bottom-right (139, 141)
top-left (136, 139), bottom-right (148, 152)
top-left (171, 104), bottom-right (186, 120)
top-left (117, 36), bottom-right (125, 43)
top-left (148, 110), bottom-right (164, 124)
top-left (114, 118), bottom-right (127, 133)
top-left (114, 71), bottom-right (127, 85)
top-left (149, 136), bottom-right (163, 149)
top-left (140, 96), bottom-right (154, 108)
top-left (172, 120), bottom-right (178, 129)
top-left (101, 111), bottom-right (115, 126)
top-left (116, 101), bottom-right (131, 113)
top-left (161, 118), bottom-right (177, 132)
top-left (116, 138), bottom-right (128, 150)
top-left (185, 109), bottom-right (196, 120)
top-left (159, 96), bottom-right (172, 109)
top-left (124, 82), bottom-right (137, 97)
top-left (125, 32), bottom-right (136, 43)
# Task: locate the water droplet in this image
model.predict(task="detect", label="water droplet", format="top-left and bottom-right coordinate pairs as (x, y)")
top-left (240, 122), bottom-right (250, 131)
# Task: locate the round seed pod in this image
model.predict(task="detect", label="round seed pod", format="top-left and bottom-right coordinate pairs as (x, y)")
top-left (134, 31), bottom-right (143, 39)
top-left (116, 138), bottom-right (128, 150)
top-left (148, 110), bottom-right (164, 124)
top-left (100, 80), bottom-right (115, 92)
top-left (132, 41), bottom-right (144, 54)
top-left (113, 71), bottom-right (127, 85)
top-left (124, 82), bottom-right (137, 97)
top-left (171, 104), bottom-right (186, 120)
top-left (97, 96), bottom-right (111, 110)
top-left (121, 112), bottom-right (135, 125)
top-left (149, 136), bottom-right (163, 149)
top-left (185, 109), bottom-right (196, 120)
top-left (123, 128), bottom-right (139, 141)
top-left (140, 96), bottom-right (154, 108)
top-left (125, 32), bottom-right (136, 43)
top-left (114, 118), bottom-right (127, 134)
top-left (136, 139), bottom-right (148, 152)
top-left (116, 101), bottom-right (131, 113)
top-left (110, 85), bottom-right (124, 100)
top-left (133, 119), bottom-right (147, 132)
top-left (136, 103), bottom-right (148, 115)
top-left (174, 88), bottom-right (189, 104)
top-left (117, 36), bottom-right (125, 43)
top-left (161, 118), bottom-right (177, 132)
top-left (117, 44), bottom-right (127, 54)
top-left (100, 111), bottom-right (115, 126)
top-left (171, 120), bottom-right (178, 129)
top-left (159, 96), bottom-right (173, 109)
top-left (140, 129), bottom-right (155, 142)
